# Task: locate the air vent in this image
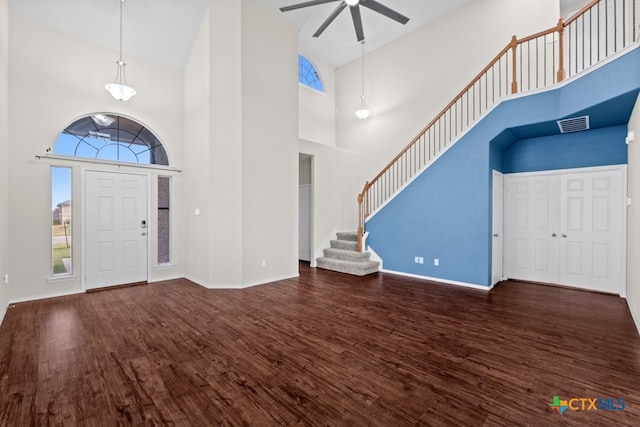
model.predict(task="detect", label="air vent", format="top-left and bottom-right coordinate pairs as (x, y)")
top-left (557, 116), bottom-right (590, 133)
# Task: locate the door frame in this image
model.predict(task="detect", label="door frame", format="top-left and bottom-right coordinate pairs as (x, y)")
top-left (503, 165), bottom-right (627, 296)
top-left (492, 170), bottom-right (504, 285)
top-left (81, 168), bottom-right (151, 291)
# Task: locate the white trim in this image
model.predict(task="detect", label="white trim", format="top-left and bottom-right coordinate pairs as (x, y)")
top-left (9, 289), bottom-right (85, 305)
top-left (0, 305), bottom-right (6, 326)
top-left (366, 243), bottom-right (383, 270)
top-left (627, 297), bottom-right (640, 336)
top-left (365, 42), bottom-right (640, 224)
top-left (381, 268), bottom-right (494, 291)
top-left (147, 274), bottom-right (182, 284)
top-left (184, 274), bottom-right (299, 290)
top-left (47, 274), bottom-right (77, 284)
top-left (36, 154), bottom-right (182, 173)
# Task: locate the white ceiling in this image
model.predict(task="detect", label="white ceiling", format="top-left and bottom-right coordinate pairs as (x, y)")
top-left (9, 0), bottom-right (573, 69)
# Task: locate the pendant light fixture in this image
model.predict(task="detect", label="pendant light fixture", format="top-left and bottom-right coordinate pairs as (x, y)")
top-left (355, 40), bottom-right (370, 120)
top-left (105, 0), bottom-right (136, 101)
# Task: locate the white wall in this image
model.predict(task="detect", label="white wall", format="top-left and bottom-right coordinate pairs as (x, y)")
top-left (299, 57), bottom-right (336, 146)
top-left (336, 0), bottom-right (560, 187)
top-left (0, 0), bottom-right (9, 322)
top-left (627, 94), bottom-right (640, 334)
top-left (184, 0), bottom-right (298, 288)
top-left (7, 15), bottom-right (186, 303)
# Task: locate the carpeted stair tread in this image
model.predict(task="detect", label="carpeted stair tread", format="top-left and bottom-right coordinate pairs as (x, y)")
top-left (316, 257), bottom-right (380, 276)
top-left (330, 239), bottom-right (358, 251)
top-left (323, 248), bottom-right (372, 262)
top-left (336, 232), bottom-right (358, 242)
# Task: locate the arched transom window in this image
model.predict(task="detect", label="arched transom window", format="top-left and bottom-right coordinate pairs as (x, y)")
top-left (298, 55), bottom-right (324, 92)
top-left (53, 114), bottom-right (169, 166)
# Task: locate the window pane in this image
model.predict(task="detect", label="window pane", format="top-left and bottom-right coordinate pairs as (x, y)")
top-left (158, 176), bottom-right (171, 264)
top-left (298, 55), bottom-right (324, 92)
top-left (51, 167), bottom-right (72, 275)
top-left (53, 114), bottom-right (169, 166)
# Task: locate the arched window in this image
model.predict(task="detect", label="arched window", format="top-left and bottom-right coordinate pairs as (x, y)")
top-left (298, 55), bottom-right (324, 92)
top-left (52, 114), bottom-right (169, 166)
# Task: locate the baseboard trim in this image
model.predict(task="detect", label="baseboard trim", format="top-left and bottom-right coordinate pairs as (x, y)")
top-left (9, 289), bottom-right (85, 305)
top-left (0, 305), bottom-right (6, 327)
top-left (627, 297), bottom-right (640, 336)
top-left (381, 269), bottom-right (494, 291)
top-left (184, 274), bottom-right (300, 290)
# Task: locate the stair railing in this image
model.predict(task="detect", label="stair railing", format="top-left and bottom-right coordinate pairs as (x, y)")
top-left (357, 0), bottom-right (638, 252)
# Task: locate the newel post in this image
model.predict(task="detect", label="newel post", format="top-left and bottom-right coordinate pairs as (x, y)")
top-left (556, 18), bottom-right (566, 82)
top-left (510, 36), bottom-right (518, 94)
top-left (357, 182), bottom-right (369, 253)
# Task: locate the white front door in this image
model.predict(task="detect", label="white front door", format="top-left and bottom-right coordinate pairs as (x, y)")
top-left (505, 167), bottom-right (625, 294)
top-left (85, 171), bottom-right (148, 290)
top-left (491, 171), bottom-right (504, 285)
top-left (559, 169), bottom-right (624, 293)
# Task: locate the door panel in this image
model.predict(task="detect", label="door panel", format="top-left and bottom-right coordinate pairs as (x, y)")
top-left (86, 171), bottom-right (148, 289)
top-left (559, 170), bottom-right (623, 293)
top-left (505, 174), bottom-right (560, 283)
top-left (492, 171), bottom-right (503, 285)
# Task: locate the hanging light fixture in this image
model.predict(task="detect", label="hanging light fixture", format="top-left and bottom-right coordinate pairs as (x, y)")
top-left (105, 0), bottom-right (136, 101)
top-left (355, 40), bottom-right (370, 120)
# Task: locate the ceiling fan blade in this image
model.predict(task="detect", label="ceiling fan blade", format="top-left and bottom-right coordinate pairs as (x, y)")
top-left (313, 2), bottom-right (347, 38)
top-left (350, 6), bottom-right (365, 42)
top-left (360, 0), bottom-right (410, 25)
top-left (280, 0), bottom-right (339, 12)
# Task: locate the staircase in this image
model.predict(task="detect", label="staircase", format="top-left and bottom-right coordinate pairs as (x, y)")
top-left (316, 232), bottom-right (379, 276)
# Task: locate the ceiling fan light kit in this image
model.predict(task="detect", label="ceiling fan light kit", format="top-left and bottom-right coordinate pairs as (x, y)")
top-left (105, 0), bottom-right (136, 101)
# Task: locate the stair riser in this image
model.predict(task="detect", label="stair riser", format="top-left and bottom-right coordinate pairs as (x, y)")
top-left (336, 232), bottom-right (358, 242)
top-left (316, 258), bottom-right (380, 276)
top-left (330, 240), bottom-right (358, 251)
top-left (323, 249), bottom-right (371, 263)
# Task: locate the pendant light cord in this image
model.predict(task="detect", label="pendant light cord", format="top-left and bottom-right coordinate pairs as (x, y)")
top-left (119, 0), bottom-right (124, 63)
top-left (360, 41), bottom-right (365, 99)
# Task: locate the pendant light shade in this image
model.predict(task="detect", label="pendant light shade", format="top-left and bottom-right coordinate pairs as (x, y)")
top-left (105, 0), bottom-right (136, 101)
top-left (355, 41), bottom-right (369, 120)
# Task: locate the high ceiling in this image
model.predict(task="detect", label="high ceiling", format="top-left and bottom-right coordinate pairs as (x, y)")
top-left (9, 1), bottom-right (574, 69)
top-left (9, 0), bottom-right (474, 69)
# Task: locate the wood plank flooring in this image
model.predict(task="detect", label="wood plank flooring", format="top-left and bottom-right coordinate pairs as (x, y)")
top-left (1, 263), bottom-right (639, 426)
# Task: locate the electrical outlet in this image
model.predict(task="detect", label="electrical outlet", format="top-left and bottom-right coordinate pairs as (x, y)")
top-left (414, 257), bottom-right (424, 264)
top-left (3, 274), bottom-right (8, 284)
top-left (434, 258), bottom-right (439, 266)
top-left (261, 260), bottom-right (267, 267)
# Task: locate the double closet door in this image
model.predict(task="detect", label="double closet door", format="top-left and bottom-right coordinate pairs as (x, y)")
top-left (505, 167), bottom-right (625, 294)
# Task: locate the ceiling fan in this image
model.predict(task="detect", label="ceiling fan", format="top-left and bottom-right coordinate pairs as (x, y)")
top-left (280, 0), bottom-right (409, 42)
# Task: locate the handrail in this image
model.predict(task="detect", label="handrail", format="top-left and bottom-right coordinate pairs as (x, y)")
top-left (356, 0), bottom-right (638, 251)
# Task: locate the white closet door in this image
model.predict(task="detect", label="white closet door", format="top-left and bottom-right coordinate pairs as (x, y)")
top-left (505, 174), bottom-right (560, 284)
top-left (298, 185), bottom-right (312, 261)
top-left (505, 167), bottom-right (625, 294)
top-left (559, 169), bottom-right (624, 293)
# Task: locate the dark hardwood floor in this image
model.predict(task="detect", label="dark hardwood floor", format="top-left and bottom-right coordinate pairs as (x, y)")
top-left (1, 263), bottom-right (639, 426)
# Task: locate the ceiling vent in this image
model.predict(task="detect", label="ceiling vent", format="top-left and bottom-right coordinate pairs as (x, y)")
top-left (557, 115), bottom-right (590, 133)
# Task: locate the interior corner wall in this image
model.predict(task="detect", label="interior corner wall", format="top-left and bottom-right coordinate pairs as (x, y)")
top-left (241, 0), bottom-right (299, 285)
top-left (335, 0), bottom-right (560, 185)
top-left (185, 0), bottom-right (298, 288)
top-left (627, 93), bottom-right (640, 334)
top-left (7, 15), bottom-right (185, 303)
top-left (184, 7), bottom-right (214, 286)
top-left (0, 0), bottom-right (9, 321)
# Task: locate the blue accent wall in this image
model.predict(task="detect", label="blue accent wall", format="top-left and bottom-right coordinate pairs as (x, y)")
top-left (503, 126), bottom-right (628, 173)
top-left (366, 46), bottom-right (640, 287)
